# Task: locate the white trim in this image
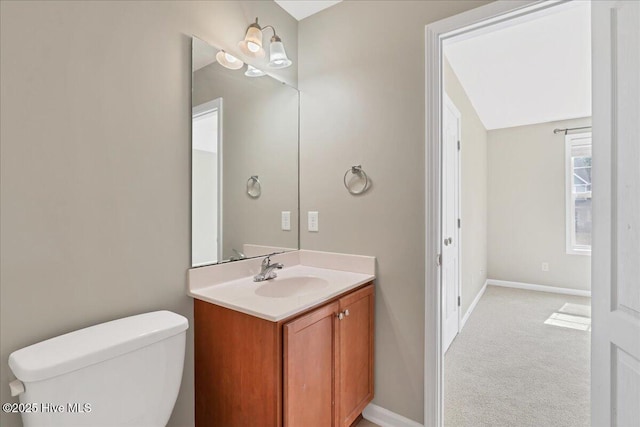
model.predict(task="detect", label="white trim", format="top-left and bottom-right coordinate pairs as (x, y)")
top-left (363, 404), bottom-right (424, 427)
top-left (192, 98), bottom-right (220, 117)
top-left (217, 98), bottom-right (224, 262)
top-left (425, 2), bottom-right (572, 426)
top-left (424, 20), bottom-right (443, 427)
top-left (460, 280), bottom-right (488, 329)
top-left (567, 247), bottom-right (592, 257)
top-left (486, 279), bottom-right (591, 297)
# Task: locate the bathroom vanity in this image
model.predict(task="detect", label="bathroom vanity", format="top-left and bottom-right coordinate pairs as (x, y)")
top-left (189, 251), bottom-right (375, 427)
top-left (189, 37), bottom-right (374, 426)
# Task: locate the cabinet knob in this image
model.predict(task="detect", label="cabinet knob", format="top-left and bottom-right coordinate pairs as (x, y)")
top-left (337, 312), bottom-right (344, 320)
top-left (344, 309), bottom-right (350, 317)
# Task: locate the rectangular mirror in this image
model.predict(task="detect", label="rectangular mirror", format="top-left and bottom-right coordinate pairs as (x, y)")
top-left (191, 36), bottom-right (299, 267)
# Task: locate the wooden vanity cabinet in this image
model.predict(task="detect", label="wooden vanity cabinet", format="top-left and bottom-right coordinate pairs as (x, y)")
top-left (195, 282), bottom-right (374, 427)
top-left (283, 301), bottom-right (338, 426)
top-left (335, 285), bottom-right (375, 426)
top-left (284, 284), bottom-right (375, 427)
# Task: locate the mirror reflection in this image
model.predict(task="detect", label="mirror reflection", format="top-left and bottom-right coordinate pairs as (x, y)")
top-left (191, 37), bottom-right (299, 267)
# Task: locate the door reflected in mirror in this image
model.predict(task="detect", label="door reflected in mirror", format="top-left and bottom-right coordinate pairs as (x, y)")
top-left (191, 37), bottom-right (299, 267)
top-left (192, 99), bottom-right (222, 266)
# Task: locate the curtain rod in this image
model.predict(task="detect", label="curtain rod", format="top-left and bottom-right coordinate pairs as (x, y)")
top-left (553, 126), bottom-right (592, 135)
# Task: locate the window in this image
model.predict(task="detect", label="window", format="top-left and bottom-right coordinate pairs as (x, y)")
top-left (565, 132), bottom-right (592, 255)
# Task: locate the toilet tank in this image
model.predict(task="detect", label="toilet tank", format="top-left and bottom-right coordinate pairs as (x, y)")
top-left (8, 311), bottom-right (188, 427)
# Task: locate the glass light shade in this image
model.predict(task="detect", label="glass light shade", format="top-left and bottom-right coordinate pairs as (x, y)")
top-left (239, 26), bottom-right (265, 58)
top-left (244, 65), bottom-right (266, 77)
top-left (268, 40), bottom-right (292, 69)
top-left (215, 50), bottom-right (244, 70)
top-left (247, 42), bottom-right (261, 53)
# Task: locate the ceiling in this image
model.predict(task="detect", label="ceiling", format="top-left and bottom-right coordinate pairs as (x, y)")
top-left (444, 1), bottom-right (591, 130)
top-left (274, 0), bottom-right (342, 21)
top-left (192, 37), bottom-right (217, 72)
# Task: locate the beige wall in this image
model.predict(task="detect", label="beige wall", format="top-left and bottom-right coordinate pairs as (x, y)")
top-left (193, 63), bottom-right (299, 262)
top-left (487, 118), bottom-right (592, 291)
top-left (0, 2), bottom-right (296, 426)
top-left (298, 0), bottom-right (490, 422)
top-left (443, 58), bottom-right (489, 316)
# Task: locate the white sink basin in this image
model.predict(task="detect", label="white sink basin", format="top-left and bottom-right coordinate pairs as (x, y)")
top-left (255, 276), bottom-right (329, 298)
top-left (189, 259), bottom-right (375, 321)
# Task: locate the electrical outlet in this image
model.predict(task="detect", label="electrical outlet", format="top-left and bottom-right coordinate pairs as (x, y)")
top-left (308, 211), bottom-right (319, 232)
top-left (542, 262), bottom-right (549, 272)
top-left (281, 211), bottom-right (291, 231)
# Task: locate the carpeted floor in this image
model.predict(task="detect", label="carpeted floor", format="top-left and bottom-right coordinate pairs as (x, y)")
top-left (444, 286), bottom-right (591, 427)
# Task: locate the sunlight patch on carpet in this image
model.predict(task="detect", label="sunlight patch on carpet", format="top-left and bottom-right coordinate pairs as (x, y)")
top-left (545, 303), bottom-right (591, 331)
top-left (558, 303), bottom-right (591, 317)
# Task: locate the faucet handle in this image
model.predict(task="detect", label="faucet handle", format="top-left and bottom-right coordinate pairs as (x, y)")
top-left (262, 256), bottom-right (271, 267)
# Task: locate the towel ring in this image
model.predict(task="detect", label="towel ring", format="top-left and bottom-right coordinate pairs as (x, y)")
top-left (343, 165), bottom-right (369, 195)
top-left (247, 175), bottom-right (261, 198)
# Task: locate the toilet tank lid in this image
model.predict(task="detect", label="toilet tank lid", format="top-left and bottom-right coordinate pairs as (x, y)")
top-left (8, 311), bottom-right (188, 383)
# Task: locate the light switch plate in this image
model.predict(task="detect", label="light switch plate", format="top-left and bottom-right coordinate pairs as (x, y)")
top-left (308, 211), bottom-right (319, 232)
top-left (281, 211), bottom-right (291, 231)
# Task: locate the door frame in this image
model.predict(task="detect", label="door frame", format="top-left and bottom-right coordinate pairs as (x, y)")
top-left (424, 1), bottom-right (589, 426)
top-left (442, 92), bottom-right (462, 351)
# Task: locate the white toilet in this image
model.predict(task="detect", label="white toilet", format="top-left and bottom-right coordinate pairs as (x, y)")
top-left (8, 310), bottom-right (188, 427)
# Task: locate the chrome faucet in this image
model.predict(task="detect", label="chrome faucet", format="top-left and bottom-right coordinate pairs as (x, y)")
top-left (230, 248), bottom-right (246, 261)
top-left (253, 255), bottom-right (284, 282)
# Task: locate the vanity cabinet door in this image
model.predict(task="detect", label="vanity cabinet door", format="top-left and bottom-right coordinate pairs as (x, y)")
top-left (336, 285), bottom-right (375, 427)
top-left (284, 301), bottom-right (339, 427)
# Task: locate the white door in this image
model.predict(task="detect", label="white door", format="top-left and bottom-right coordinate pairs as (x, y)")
top-left (192, 98), bottom-right (223, 266)
top-left (591, 2), bottom-right (640, 426)
top-left (442, 94), bottom-right (461, 353)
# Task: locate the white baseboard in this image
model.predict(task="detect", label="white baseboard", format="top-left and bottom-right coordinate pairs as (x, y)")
top-left (460, 280), bottom-right (488, 330)
top-left (362, 403), bottom-right (423, 427)
top-left (486, 279), bottom-right (591, 297)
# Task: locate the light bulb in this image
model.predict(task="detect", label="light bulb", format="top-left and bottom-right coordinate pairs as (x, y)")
top-left (247, 42), bottom-right (261, 53)
top-left (239, 23), bottom-right (265, 58)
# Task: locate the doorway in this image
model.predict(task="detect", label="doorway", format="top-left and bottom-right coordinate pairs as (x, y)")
top-left (424, 1), bottom-right (640, 426)
top-left (192, 98), bottom-right (223, 266)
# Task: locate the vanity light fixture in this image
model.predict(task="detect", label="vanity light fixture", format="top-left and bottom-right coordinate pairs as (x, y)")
top-left (238, 18), bottom-right (266, 58)
top-left (215, 50), bottom-right (244, 70)
top-left (238, 17), bottom-right (293, 69)
top-left (245, 65), bottom-right (266, 77)
top-left (268, 35), bottom-right (292, 69)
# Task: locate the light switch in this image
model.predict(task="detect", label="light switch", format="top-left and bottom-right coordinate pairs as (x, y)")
top-left (281, 211), bottom-right (291, 231)
top-left (308, 211), bottom-right (319, 232)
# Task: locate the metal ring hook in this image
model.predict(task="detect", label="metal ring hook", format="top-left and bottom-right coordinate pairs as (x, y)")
top-left (343, 165), bottom-right (369, 195)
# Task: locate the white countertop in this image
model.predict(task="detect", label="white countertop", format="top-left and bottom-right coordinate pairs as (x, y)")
top-left (188, 250), bottom-right (376, 322)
